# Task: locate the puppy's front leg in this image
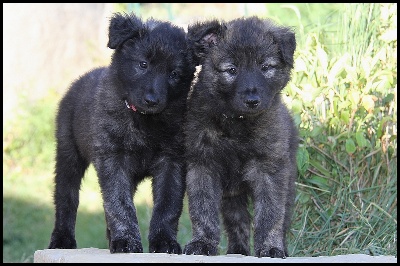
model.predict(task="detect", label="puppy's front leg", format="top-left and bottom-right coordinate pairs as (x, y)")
top-left (184, 165), bottom-right (222, 256)
top-left (148, 157), bottom-right (185, 254)
top-left (248, 169), bottom-right (289, 258)
top-left (96, 155), bottom-right (143, 253)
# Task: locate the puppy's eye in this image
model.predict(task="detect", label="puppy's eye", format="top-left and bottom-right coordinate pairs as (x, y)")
top-left (170, 70), bottom-right (178, 79)
top-left (228, 67), bottom-right (237, 75)
top-left (261, 64), bottom-right (271, 71)
top-left (139, 61), bottom-right (148, 69)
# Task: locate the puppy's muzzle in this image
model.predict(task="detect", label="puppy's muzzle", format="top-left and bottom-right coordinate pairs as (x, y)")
top-left (144, 93), bottom-right (160, 108)
top-left (244, 95), bottom-right (261, 109)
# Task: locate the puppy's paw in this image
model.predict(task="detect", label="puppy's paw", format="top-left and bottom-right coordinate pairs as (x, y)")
top-left (110, 238), bottom-right (143, 253)
top-left (227, 245), bottom-right (250, 256)
top-left (48, 232), bottom-right (77, 249)
top-left (183, 240), bottom-right (218, 256)
top-left (149, 239), bottom-right (182, 254)
top-left (256, 247), bottom-right (287, 258)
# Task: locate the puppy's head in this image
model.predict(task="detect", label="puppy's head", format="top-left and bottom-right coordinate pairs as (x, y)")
top-left (188, 16), bottom-right (296, 116)
top-left (108, 13), bottom-right (195, 114)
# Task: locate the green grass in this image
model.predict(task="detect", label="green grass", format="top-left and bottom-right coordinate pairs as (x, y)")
top-left (284, 3), bottom-right (397, 257)
top-left (3, 3), bottom-right (397, 262)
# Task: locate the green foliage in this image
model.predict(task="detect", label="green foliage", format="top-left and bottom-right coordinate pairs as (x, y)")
top-left (3, 90), bottom-right (58, 176)
top-left (284, 3), bottom-right (397, 257)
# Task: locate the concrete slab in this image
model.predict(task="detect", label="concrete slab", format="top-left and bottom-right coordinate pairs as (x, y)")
top-left (34, 248), bottom-right (397, 263)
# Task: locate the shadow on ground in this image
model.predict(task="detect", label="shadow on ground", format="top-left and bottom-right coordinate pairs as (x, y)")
top-left (3, 196), bottom-right (194, 263)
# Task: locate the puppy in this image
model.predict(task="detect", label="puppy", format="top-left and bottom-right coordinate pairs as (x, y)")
top-left (48, 13), bottom-right (195, 254)
top-left (183, 16), bottom-right (298, 258)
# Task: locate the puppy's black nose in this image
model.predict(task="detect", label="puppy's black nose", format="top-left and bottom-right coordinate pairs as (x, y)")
top-left (144, 95), bottom-right (159, 107)
top-left (245, 96), bottom-right (260, 109)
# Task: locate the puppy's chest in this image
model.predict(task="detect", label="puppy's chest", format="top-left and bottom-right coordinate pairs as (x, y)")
top-left (208, 119), bottom-right (255, 161)
top-left (218, 118), bottom-right (255, 142)
top-left (124, 115), bottom-right (176, 147)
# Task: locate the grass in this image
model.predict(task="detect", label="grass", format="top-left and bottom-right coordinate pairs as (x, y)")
top-left (3, 3), bottom-right (397, 262)
top-left (283, 3), bottom-right (397, 257)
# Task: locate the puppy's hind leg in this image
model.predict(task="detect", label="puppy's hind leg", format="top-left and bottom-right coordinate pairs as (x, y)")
top-left (48, 141), bottom-right (88, 249)
top-left (221, 193), bottom-right (251, 256)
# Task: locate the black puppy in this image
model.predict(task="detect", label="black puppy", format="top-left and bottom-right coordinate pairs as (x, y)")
top-left (183, 16), bottom-right (298, 258)
top-left (48, 13), bottom-right (195, 254)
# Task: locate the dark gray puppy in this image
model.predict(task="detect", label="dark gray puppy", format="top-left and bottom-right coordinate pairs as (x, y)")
top-left (48, 13), bottom-right (195, 254)
top-left (183, 16), bottom-right (298, 258)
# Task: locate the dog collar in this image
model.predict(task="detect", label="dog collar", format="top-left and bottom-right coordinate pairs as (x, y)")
top-left (125, 100), bottom-right (137, 112)
top-left (222, 113), bottom-right (244, 119)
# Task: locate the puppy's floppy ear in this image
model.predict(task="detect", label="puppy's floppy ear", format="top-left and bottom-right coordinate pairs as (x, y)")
top-left (187, 20), bottom-right (226, 65)
top-left (272, 27), bottom-right (296, 67)
top-left (107, 12), bottom-right (146, 49)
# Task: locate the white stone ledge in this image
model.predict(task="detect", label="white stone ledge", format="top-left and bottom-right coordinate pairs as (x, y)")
top-left (34, 248), bottom-right (397, 263)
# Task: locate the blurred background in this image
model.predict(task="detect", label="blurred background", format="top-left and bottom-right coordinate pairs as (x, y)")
top-left (3, 3), bottom-right (397, 262)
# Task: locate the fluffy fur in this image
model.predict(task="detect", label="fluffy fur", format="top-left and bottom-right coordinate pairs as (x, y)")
top-left (48, 13), bottom-right (195, 254)
top-left (183, 16), bottom-right (298, 258)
